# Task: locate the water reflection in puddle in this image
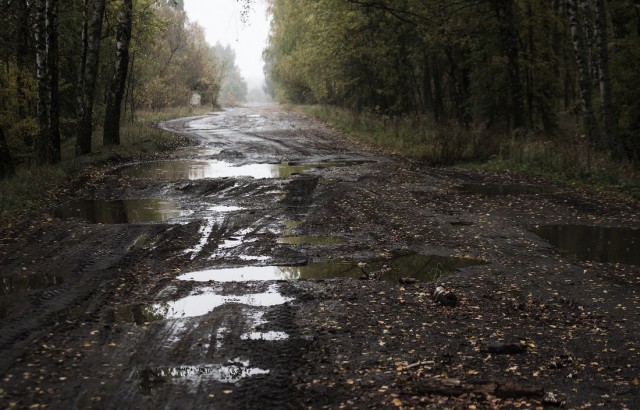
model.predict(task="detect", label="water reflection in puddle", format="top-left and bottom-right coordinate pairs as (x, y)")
top-left (120, 160), bottom-right (366, 180)
top-left (457, 183), bottom-right (554, 195)
top-left (277, 235), bottom-right (345, 245)
top-left (178, 253), bottom-right (486, 283)
top-left (113, 284), bottom-right (292, 324)
top-left (1, 274), bottom-right (63, 296)
top-left (53, 199), bottom-right (191, 224)
top-left (530, 224), bottom-right (640, 265)
top-left (138, 362), bottom-right (269, 392)
top-left (240, 331), bottom-right (289, 341)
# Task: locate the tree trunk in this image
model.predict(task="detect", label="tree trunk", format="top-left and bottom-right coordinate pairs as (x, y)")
top-left (593, 0), bottom-right (618, 154)
top-left (494, 0), bottom-right (526, 129)
top-left (103, 0), bottom-right (133, 146)
top-left (76, 0), bottom-right (105, 156)
top-left (34, 0), bottom-right (61, 165)
top-left (566, 0), bottom-right (599, 147)
top-left (0, 127), bottom-right (16, 179)
top-left (16, 0), bottom-right (32, 119)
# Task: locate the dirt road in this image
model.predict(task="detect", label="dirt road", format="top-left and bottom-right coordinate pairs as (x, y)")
top-left (1, 105), bottom-right (639, 409)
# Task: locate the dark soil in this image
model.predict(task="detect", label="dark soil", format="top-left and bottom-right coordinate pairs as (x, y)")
top-left (1, 105), bottom-right (639, 409)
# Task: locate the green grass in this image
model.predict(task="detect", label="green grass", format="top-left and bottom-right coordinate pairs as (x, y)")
top-left (302, 104), bottom-right (640, 199)
top-left (0, 108), bottom-right (209, 227)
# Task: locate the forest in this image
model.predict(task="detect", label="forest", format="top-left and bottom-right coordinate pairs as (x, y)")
top-left (264, 0), bottom-right (640, 175)
top-left (0, 0), bottom-right (247, 177)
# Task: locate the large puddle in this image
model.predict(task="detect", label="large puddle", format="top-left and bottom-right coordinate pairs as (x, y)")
top-left (457, 183), bottom-right (554, 195)
top-left (113, 284), bottom-right (292, 324)
top-left (53, 199), bottom-right (191, 224)
top-left (530, 224), bottom-right (640, 265)
top-left (177, 253), bottom-right (486, 283)
top-left (120, 160), bottom-right (365, 180)
top-left (1, 274), bottom-right (63, 296)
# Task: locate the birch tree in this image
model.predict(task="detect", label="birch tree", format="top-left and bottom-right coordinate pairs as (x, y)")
top-left (76, 0), bottom-right (105, 156)
top-left (34, 0), bottom-right (60, 165)
top-left (103, 0), bottom-right (133, 146)
top-left (566, 0), bottom-right (599, 147)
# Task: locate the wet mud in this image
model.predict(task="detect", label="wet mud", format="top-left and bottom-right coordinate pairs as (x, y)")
top-left (1, 105), bottom-right (639, 409)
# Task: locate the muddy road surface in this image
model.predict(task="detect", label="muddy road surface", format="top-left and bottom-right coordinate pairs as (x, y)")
top-left (1, 105), bottom-right (640, 409)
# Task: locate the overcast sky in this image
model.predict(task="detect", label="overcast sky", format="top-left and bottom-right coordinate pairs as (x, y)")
top-left (183, 0), bottom-right (270, 91)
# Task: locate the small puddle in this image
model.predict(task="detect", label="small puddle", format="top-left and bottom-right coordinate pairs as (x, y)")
top-left (53, 199), bottom-right (191, 224)
top-left (240, 331), bottom-right (289, 341)
top-left (177, 253), bottom-right (486, 282)
top-left (457, 183), bottom-right (553, 195)
top-left (277, 235), bottom-right (345, 245)
top-left (139, 362), bottom-right (269, 392)
top-left (1, 274), bottom-right (63, 296)
top-left (530, 224), bottom-right (640, 265)
top-left (113, 284), bottom-right (292, 324)
top-left (120, 160), bottom-right (366, 180)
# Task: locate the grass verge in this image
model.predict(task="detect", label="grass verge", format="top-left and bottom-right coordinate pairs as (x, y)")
top-left (0, 107), bottom-right (209, 228)
top-left (302, 105), bottom-right (640, 199)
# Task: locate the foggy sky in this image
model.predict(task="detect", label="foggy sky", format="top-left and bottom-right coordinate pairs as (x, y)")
top-left (183, 0), bottom-right (270, 91)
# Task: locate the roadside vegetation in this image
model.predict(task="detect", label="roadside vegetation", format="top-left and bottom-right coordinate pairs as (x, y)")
top-left (303, 105), bottom-right (640, 199)
top-left (0, 107), bottom-right (207, 227)
top-left (0, 0), bottom-right (248, 226)
top-left (265, 0), bottom-right (640, 198)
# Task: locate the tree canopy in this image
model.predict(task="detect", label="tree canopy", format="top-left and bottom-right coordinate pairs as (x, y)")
top-left (0, 0), bottom-right (247, 170)
top-left (264, 0), bottom-right (640, 162)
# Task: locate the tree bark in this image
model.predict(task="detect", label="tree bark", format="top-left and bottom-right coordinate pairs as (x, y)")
top-left (0, 127), bottom-right (16, 179)
top-left (566, 0), bottom-right (599, 147)
top-left (34, 0), bottom-right (61, 165)
top-left (76, 0), bottom-right (105, 156)
top-left (103, 0), bottom-right (133, 146)
top-left (593, 0), bottom-right (618, 154)
top-left (16, 0), bottom-right (32, 119)
top-left (494, 0), bottom-right (526, 129)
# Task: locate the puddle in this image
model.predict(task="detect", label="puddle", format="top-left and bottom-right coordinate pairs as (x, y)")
top-left (139, 362), bottom-right (269, 392)
top-left (282, 220), bottom-right (303, 235)
top-left (530, 224), bottom-right (640, 265)
top-left (53, 199), bottom-right (191, 224)
top-left (457, 183), bottom-right (553, 195)
top-left (277, 235), bottom-right (346, 245)
top-left (175, 147), bottom-right (222, 157)
top-left (240, 331), bottom-right (289, 341)
top-left (209, 205), bottom-right (243, 213)
top-left (113, 284), bottom-right (292, 324)
top-left (1, 274), bottom-right (63, 296)
top-left (120, 160), bottom-right (366, 180)
top-left (177, 253), bottom-right (486, 282)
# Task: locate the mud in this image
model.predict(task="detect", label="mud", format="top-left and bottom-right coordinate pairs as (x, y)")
top-left (1, 104), bottom-right (639, 409)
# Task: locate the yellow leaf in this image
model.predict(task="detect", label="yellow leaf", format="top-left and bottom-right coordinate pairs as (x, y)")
top-left (392, 398), bottom-right (402, 407)
top-left (83, 342), bottom-right (92, 347)
top-left (346, 379), bottom-right (354, 385)
top-left (633, 378), bottom-right (639, 385)
top-left (223, 390), bottom-right (233, 395)
top-left (108, 342), bottom-right (117, 347)
top-left (467, 370), bottom-right (479, 375)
